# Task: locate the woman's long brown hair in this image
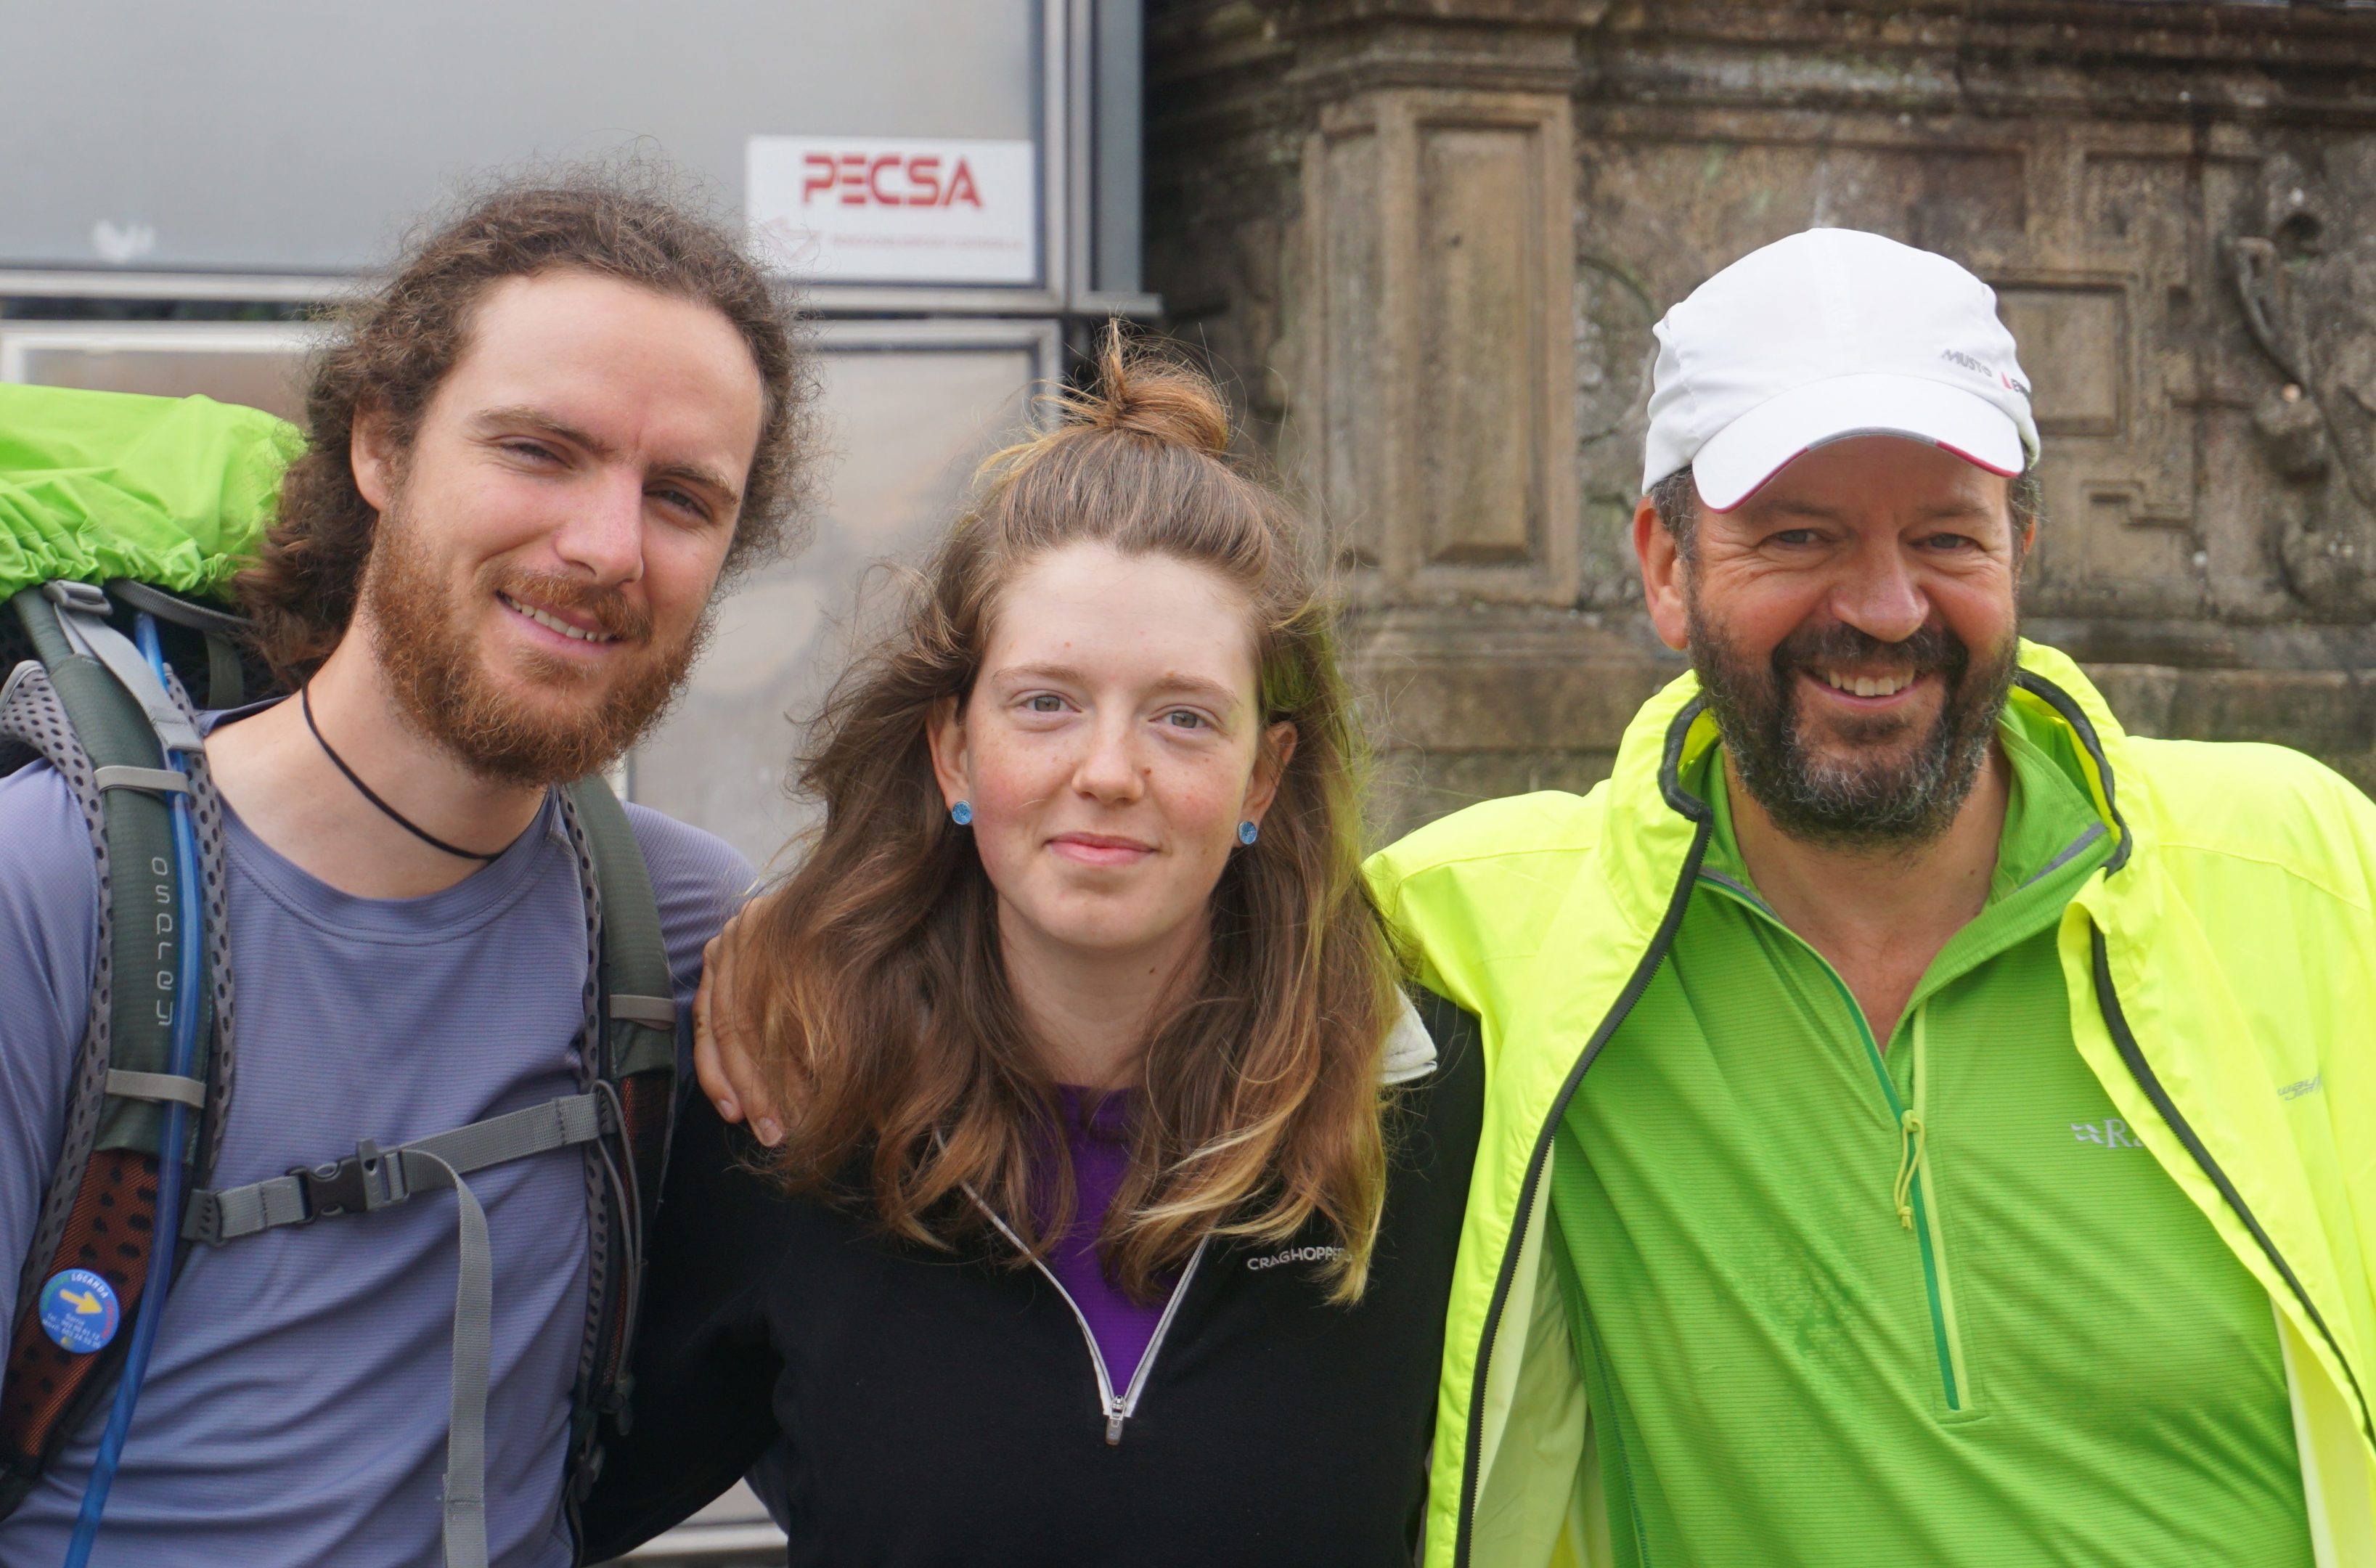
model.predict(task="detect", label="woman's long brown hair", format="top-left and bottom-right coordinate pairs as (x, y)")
top-left (729, 329), bottom-right (1400, 1302)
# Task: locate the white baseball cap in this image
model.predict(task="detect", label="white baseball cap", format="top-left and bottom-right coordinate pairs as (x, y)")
top-left (1642, 227), bottom-right (2039, 511)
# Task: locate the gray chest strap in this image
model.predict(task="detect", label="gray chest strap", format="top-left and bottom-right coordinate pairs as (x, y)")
top-left (181, 1093), bottom-right (605, 1568)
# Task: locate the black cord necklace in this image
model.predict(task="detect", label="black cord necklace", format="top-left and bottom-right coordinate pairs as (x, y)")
top-left (300, 681), bottom-right (502, 863)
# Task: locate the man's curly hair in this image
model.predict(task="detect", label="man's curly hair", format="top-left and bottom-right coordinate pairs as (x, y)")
top-left (239, 166), bottom-right (818, 686)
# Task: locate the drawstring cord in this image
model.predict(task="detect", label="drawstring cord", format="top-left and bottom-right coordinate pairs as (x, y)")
top-left (1892, 1111), bottom-right (1927, 1230)
top-left (1891, 1006), bottom-right (1934, 1230)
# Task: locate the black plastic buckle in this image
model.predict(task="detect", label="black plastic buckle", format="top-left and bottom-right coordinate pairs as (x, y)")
top-left (291, 1138), bottom-right (406, 1220)
top-left (569, 1440), bottom-right (605, 1499)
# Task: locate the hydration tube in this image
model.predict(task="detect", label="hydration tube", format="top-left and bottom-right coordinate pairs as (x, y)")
top-left (62, 613), bottom-right (204, 1567)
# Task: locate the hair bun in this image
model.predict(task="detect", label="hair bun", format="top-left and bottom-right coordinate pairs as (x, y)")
top-left (1066, 323), bottom-right (1232, 456)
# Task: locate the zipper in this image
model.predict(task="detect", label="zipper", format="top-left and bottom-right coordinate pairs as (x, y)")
top-left (1842, 988), bottom-right (1966, 1413)
top-left (967, 1191), bottom-right (1211, 1445)
top-left (2010, 672), bottom-right (2132, 877)
top-left (1452, 812), bottom-right (1710, 1568)
top-left (2089, 924), bottom-right (2372, 1446)
top-left (1697, 875), bottom-right (1971, 1413)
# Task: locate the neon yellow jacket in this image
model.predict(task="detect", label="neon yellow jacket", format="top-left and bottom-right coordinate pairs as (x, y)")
top-left (1369, 642), bottom-right (2376, 1568)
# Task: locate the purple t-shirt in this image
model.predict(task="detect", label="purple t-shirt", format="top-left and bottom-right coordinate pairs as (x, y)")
top-left (1046, 1087), bottom-right (1167, 1387)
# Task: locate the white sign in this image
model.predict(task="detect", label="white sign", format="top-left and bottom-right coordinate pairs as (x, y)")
top-left (746, 136), bottom-right (1038, 287)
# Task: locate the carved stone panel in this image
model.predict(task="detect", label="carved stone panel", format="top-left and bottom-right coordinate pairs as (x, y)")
top-left (1299, 86), bottom-right (1579, 605)
top-left (1418, 124), bottom-right (1542, 567)
top-left (1997, 269), bottom-right (2201, 619)
top-left (2223, 142), bottom-right (2376, 621)
top-left (1311, 120), bottom-right (1387, 569)
top-left (2000, 287), bottom-right (2123, 438)
top-left (2008, 138), bottom-right (2208, 622)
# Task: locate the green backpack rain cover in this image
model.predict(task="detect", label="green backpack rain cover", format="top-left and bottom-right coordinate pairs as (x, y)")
top-left (0, 381), bottom-right (299, 607)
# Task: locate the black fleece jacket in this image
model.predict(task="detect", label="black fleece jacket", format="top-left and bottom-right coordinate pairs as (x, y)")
top-left (581, 997), bottom-right (1481, 1567)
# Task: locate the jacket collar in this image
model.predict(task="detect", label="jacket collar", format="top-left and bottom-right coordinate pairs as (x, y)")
top-left (1595, 640), bottom-right (2140, 935)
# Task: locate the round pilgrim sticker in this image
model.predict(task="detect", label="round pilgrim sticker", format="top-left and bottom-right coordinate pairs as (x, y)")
top-left (38, 1269), bottom-right (121, 1355)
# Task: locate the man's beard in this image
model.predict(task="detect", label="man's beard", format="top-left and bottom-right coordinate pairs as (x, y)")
top-left (358, 495), bottom-right (710, 788)
top-left (1685, 592), bottom-right (2017, 853)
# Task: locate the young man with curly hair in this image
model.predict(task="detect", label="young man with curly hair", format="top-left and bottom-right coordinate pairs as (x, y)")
top-left (0, 173), bottom-right (812, 1567)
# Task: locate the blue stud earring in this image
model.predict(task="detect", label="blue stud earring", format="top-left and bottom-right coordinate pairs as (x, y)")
top-left (1238, 820), bottom-right (1259, 846)
top-left (951, 801), bottom-right (973, 827)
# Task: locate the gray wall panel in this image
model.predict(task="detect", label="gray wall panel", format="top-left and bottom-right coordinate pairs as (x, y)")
top-left (2, 1), bottom-right (1036, 272)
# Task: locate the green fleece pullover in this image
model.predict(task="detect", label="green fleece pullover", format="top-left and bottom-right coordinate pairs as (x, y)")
top-left (1547, 700), bottom-right (2309, 1565)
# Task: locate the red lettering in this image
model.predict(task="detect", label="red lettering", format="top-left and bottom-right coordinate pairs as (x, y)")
top-left (800, 154), bottom-right (836, 205)
top-left (794, 147), bottom-right (987, 209)
top-left (906, 155), bottom-right (942, 207)
top-left (944, 158), bottom-right (981, 208)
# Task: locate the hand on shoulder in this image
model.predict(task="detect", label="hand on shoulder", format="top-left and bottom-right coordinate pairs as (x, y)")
top-left (695, 907), bottom-right (786, 1147)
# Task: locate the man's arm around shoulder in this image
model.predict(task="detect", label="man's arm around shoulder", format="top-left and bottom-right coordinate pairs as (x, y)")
top-left (1365, 789), bottom-right (1605, 1016)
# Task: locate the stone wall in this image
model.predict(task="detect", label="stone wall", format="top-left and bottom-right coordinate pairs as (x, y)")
top-left (1146, 0), bottom-right (2376, 840)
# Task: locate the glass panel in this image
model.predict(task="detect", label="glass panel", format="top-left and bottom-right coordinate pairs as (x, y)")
top-left (629, 338), bottom-right (1046, 869)
top-left (2, 1), bottom-right (1037, 274)
top-left (0, 327), bottom-right (316, 423)
top-left (1093, 0), bottom-right (1145, 295)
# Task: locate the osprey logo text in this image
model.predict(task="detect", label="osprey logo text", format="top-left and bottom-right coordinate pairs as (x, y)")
top-left (2073, 1118), bottom-right (2144, 1149)
top-left (152, 854), bottom-right (175, 1026)
top-left (2278, 1072), bottom-right (2323, 1102)
top-left (1249, 1244), bottom-right (1345, 1273)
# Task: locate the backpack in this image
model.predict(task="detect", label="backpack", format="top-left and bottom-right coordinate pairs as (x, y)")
top-left (0, 384), bottom-right (677, 1567)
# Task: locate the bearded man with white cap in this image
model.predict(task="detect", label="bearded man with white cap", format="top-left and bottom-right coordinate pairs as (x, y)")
top-left (1368, 227), bottom-right (2376, 1567)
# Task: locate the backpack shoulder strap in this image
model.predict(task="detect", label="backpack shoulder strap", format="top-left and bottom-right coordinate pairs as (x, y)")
top-left (568, 777), bottom-right (679, 1085)
top-left (555, 777), bottom-right (677, 1536)
top-left (0, 586), bottom-right (232, 1520)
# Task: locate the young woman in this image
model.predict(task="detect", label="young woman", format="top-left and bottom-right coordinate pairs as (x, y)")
top-left (580, 340), bottom-right (1481, 1567)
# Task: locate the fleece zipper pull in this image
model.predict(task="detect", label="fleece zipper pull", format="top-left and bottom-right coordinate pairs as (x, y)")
top-left (1892, 1111), bottom-right (1927, 1230)
top-left (1890, 1005), bottom-right (1937, 1228)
